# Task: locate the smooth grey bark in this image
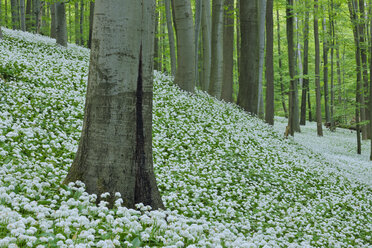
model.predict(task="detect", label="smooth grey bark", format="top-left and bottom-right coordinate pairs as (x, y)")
top-left (64, 0), bottom-right (163, 210)
top-left (195, 0), bottom-right (202, 85)
top-left (329, 2), bottom-right (335, 131)
top-left (238, 0), bottom-right (261, 115)
top-left (50, 3), bottom-right (56, 38)
top-left (201, 0), bottom-right (211, 91)
top-left (257, 0), bottom-right (266, 118)
top-left (208, 0), bottom-right (224, 99)
top-left (277, 8), bottom-right (288, 118)
top-left (10, 0), bottom-right (19, 30)
top-left (314, 0), bottom-right (323, 136)
top-left (26, 0), bottom-right (32, 31)
top-left (88, 2), bottom-right (94, 49)
top-left (34, 0), bottom-right (41, 33)
top-left (80, 0), bottom-right (84, 45)
top-left (221, 0), bottom-right (234, 103)
top-left (55, 1), bottom-right (67, 47)
top-left (20, 0), bottom-right (26, 31)
top-left (75, 2), bottom-right (79, 44)
top-left (154, 5), bottom-right (159, 70)
top-left (322, 17), bottom-right (330, 124)
top-left (173, 0), bottom-right (195, 93)
top-left (265, 0), bottom-right (274, 125)
top-left (300, 6), bottom-right (310, 125)
top-left (165, 0), bottom-right (176, 76)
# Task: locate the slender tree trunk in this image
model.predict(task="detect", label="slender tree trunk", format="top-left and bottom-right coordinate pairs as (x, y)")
top-left (50, 3), bottom-right (56, 38)
top-left (221, 0), bottom-right (234, 103)
top-left (277, 8), bottom-right (288, 118)
top-left (369, 0), bottom-right (372, 159)
top-left (55, 1), bottom-right (67, 47)
top-left (0, 0), bottom-right (3, 39)
top-left (154, 5), bottom-right (159, 70)
top-left (80, 0), bottom-right (84, 46)
top-left (19, 0), bottom-right (26, 31)
top-left (173, 0), bottom-right (195, 92)
top-left (238, 0), bottom-right (261, 114)
top-left (74, 2), bottom-right (79, 44)
top-left (322, 17), bottom-right (330, 124)
top-left (88, 2), bottom-right (94, 49)
top-left (33, 0), bottom-right (41, 33)
top-left (165, 0), bottom-right (176, 76)
top-left (10, 0), bottom-right (19, 30)
top-left (257, 0), bottom-right (266, 118)
top-left (336, 21), bottom-right (342, 105)
top-left (208, 0), bottom-right (224, 99)
top-left (25, 0), bottom-right (32, 31)
top-left (64, 0), bottom-right (164, 210)
top-left (314, 0), bottom-right (323, 136)
top-left (265, 0), bottom-right (274, 125)
top-left (329, 1), bottom-right (335, 130)
top-left (4, 0), bottom-right (8, 28)
top-left (195, 0), bottom-right (202, 86)
top-left (201, 0), bottom-right (211, 91)
top-left (300, 6), bottom-right (310, 125)
top-left (236, 0), bottom-right (240, 84)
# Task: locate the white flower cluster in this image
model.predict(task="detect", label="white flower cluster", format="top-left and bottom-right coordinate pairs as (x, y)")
top-left (0, 28), bottom-right (371, 247)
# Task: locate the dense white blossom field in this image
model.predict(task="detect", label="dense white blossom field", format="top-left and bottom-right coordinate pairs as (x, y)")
top-left (0, 28), bottom-right (371, 247)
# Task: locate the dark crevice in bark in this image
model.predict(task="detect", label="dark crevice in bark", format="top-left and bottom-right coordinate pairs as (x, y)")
top-left (134, 45), bottom-right (151, 206)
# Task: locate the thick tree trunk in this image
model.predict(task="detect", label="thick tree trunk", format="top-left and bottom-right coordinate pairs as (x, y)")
top-left (201, 0), bottom-right (211, 91)
top-left (173, 0), bottom-right (195, 93)
top-left (238, 0), bottom-right (261, 115)
top-left (314, 0), bottom-right (323, 136)
top-left (88, 2), bottom-right (94, 49)
top-left (277, 9), bottom-right (288, 118)
top-left (80, 0), bottom-right (84, 46)
top-left (10, 0), bottom-right (20, 30)
top-left (64, 0), bottom-right (164, 210)
top-left (208, 0), bottom-right (224, 99)
top-left (265, 0), bottom-right (274, 125)
top-left (221, 0), bottom-right (234, 103)
top-left (165, 0), bottom-right (176, 76)
top-left (50, 3), bottom-right (56, 39)
top-left (55, 2), bottom-right (67, 47)
top-left (300, 8), bottom-right (310, 125)
top-left (20, 0), bottom-right (26, 31)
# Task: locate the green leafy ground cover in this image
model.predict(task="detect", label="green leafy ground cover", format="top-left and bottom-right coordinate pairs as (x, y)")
top-left (0, 28), bottom-right (371, 247)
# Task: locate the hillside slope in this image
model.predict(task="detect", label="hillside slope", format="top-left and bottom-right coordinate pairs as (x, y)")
top-left (0, 28), bottom-right (371, 247)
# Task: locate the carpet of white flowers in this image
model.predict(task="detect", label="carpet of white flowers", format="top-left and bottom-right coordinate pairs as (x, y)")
top-left (0, 28), bottom-right (371, 248)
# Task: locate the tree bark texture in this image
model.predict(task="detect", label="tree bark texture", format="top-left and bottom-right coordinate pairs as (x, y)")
top-left (64, 0), bottom-right (164, 210)
top-left (208, 0), bottom-right (224, 99)
top-left (50, 3), bottom-right (56, 39)
top-left (165, 0), bottom-right (176, 77)
top-left (20, 0), bottom-right (26, 31)
top-left (314, 0), bottom-right (323, 136)
top-left (10, 0), bottom-right (19, 30)
top-left (195, 0), bottom-right (202, 85)
top-left (322, 17), bottom-right (330, 124)
top-left (221, 0), bottom-right (234, 103)
top-left (173, 0), bottom-right (195, 93)
top-left (238, 0), bottom-right (261, 115)
top-left (265, 0), bottom-right (274, 125)
top-left (55, 2), bottom-right (67, 47)
top-left (33, 0), bottom-right (41, 33)
top-left (25, 0), bottom-right (32, 31)
top-left (201, 0), bottom-right (211, 91)
top-left (300, 7), bottom-right (310, 125)
top-left (257, 0), bottom-right (266, 119)
top-left (277, 9), bottom-right (288, 118)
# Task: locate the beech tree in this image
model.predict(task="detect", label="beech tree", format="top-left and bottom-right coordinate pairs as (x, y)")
top-left (55, 1), bottom-right (67, 47)
top-left (64, 0), bottom-right (164, 209)
top-left (201, 0), bottom-right (211, 91)
top-left (265, 0), bottom-right (274, 125)
top-left (314, 0), bottom-right (323, 136)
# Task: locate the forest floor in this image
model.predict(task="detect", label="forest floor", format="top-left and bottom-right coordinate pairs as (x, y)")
top-left (0, 28), bottom-right (371, 247)
top-left (274, 117), bottom-right (372, 187)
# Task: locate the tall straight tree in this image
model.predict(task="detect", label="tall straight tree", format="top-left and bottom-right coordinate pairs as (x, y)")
top-left (165, 0), bottom-right (176, 76)
top-left (80, 0), bottom-right (85, 45)
top-left (20, 0), bottom-right (26, 31)
top-left (10, 0), bottom-right (20, 30)
top-left (88, 2), bottom-right (94, 48)
top-left (26, 0), bottom-right (32, 31)
top-left (208, 0), bottom-right (224, 99)
top-left (64, 0), bottom-right (164, 209)
top-left (55, 1), bottom-right (67, 47)
top-left (369, 0), bottom-right (372, 159)
top-left (34, 0), bottom-right (41, 33)
top-left (173, 0), bottom-right (195, 93)
top-left (75, 2), bottom-right (80, 44)
top-left (221, 0), bottom-right (234, 103)
top-left (322, 16), bottom-right (331, 124)
top-left (277, 8), bottom-right (288, 118)
top-left (300, 2), bottom-right (310, 125)
top-left (257, 0), bottom-right (267, 119)
top-left (194, 0), bottom-right (202, 85)
top-left (265, 0), bottom-right (274, 125)
top-left (201, 0), bottom-right (211, 91)
top-left (238, 0), bottom-right (262, 115)
top-left (0, 0), bottom-right (2, 39)
top-left (50, 3), bottom-right (57, 39)
top-left (314, 0), bottom-right (323, 136)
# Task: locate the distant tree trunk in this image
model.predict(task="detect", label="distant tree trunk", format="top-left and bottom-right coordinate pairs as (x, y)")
top-left (75, 2), bottom-right (79, 44)
top-left (50, 3), bottom-right (56, 38)
top-left (80, 0), bottom-right (84, 46)
top-left (293, 0), bottom-right (301, 131)
top-left (300, 6), bottom-right (310, 125)
top-left (208, 0), bottom-right (224, 99)
top-left (173, 0), bottom-right (195, 92)
top-left (265, 0), bottom-right (274, 125)
top-left (329, 2), bottom-right (335, 131)
top-left (20, 0), bottom-right (26, 31)
top-left (286, 0), bottom-right (297, 136)
top-left (221, 0), bottom-right (234, 103)
top-left (64, 0), bottom-right (164, 210)
top-left (322, 17), bottom-right (330, 124)
top-left (195, 0), bottom-right (202, 85)
top-left (257, 0), bottom-right (266, 119)
top-left (0, 0), bottom-right (2, 39)
top-left (236, 0), bottom-right (240, 82)
top-left (55, 1), bottom-right (67, 47)
top-left (314, 0), bottom-right (323, 136)
top-left (277, 8), bottom-right (288, 118)
top-left (10, 0), bottom-right (20, 30)
top-left (4, 0), bottom-right (8, 28)
top-left (201, 0), bottom-right (211, 91)
top-left (336, 23), bottom-right (342, 104)
top-left (165, 0), bottom-right (176, 76)
top-left (154, 5), bottom-right (159, 70)
top-left (88, 2), bottom-right (94, 49)
top-left (238, 0), bottom-right (261, 115)
top-left (25, 0), bottom-right (32, 31)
